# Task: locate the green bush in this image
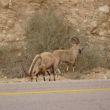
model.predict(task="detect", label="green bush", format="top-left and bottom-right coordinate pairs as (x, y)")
top-left (25, 8), bottom-right (79, 60)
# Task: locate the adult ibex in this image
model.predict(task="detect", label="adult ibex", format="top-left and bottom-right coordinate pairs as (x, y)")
top-left (27, 52), bottom-right (60, 81)
top-left (53, 37), bottom-right (83, 73)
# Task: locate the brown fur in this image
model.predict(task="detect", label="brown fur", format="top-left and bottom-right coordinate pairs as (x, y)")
top-left (28, 52), bottom-right (60, 81)
top-left (53, 37), bottom-right (82, 72)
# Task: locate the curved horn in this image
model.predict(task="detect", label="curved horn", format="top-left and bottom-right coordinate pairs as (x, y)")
top-left (74, 37), bottom-right (80, 44)
top-left (28, 55), bottom-right (42, 76)
top-left (70, 37), bottom-right (80, 44)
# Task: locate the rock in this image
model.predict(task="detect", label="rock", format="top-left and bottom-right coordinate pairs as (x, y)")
top-left (4, 76), bottom-right (7, 79)
top-left (91, 21), bottom-right (97, 27)
top-left (99, 30), bottom-right (107, 36)
top-left (0, 0), bottom-right (12, 9)
top-left (99, 5), bottom-right (110, 14)
top-left (0, 0), bottom-right (9, 8)
top-left (59, 1), bottom-right (64, 4)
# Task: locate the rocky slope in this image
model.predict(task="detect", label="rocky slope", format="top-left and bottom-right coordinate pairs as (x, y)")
top-left (0, 0), bottom-right (110, 79)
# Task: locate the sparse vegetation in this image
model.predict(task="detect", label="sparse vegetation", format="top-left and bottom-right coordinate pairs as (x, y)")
top-left (26, 8), bottom-right (76, 52)
top-left (0, 0), bottom-right (110, 80)
top-left (75, 39), bottom-right (110, 74)
top-left (25, 8), bottom-right (80, 64)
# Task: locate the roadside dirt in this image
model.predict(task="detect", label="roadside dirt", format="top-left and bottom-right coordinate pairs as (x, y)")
top-left (0, 67), bottom-right (110, 83)
top-left (0, 75), bottom-right (67, 83)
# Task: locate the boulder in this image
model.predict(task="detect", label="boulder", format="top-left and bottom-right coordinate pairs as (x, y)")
top-left (99, 5), bottom-right (109, 14)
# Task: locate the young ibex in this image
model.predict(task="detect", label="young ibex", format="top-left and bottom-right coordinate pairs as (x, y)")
top-left (53, 37), bottom-right (83, 73)
top-left (28, 52), bottom-right (60, 81)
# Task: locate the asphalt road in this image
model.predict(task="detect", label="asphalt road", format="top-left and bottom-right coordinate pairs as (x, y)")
top-left (0, 80), bottom-right (110, 110)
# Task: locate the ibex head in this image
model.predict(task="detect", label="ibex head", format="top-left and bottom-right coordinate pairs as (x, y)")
top-left (70, 37), bottom-right (83, 54)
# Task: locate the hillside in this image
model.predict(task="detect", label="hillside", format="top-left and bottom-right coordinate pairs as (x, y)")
top-left (0, 0), bottom-right (110, 79)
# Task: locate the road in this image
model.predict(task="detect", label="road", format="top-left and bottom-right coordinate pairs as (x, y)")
top-left (0, 80), bottom-right (110, 110)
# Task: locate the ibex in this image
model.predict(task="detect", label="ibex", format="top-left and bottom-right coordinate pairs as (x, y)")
top-left (53, 37), bottom-right (83, 73)
top-left (27, 52), bottom-right (60, 81)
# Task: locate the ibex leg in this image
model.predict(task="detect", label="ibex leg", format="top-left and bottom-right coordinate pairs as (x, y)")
top-left (72, 64), bottom-right (76, 72)
top-left (52, 66), bottom-right (56, 81)
top-left (47, 71), bottom-right (51, 81)
top-left (43, 73), bottom-right (46, 81)
top-left (66, 65), bottom-right (69, 72)
top-left (36, 74), bottom-right (38, 82)
top-left (56, 68), bottom-right (62, 77)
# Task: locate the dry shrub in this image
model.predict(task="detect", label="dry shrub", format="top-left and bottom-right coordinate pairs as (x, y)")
top-left (25, 8), bottom-right (79, 62)
top-left (0, 44), bottom-right (26, 78)
top-left (75, 39), bottom-right (110, 74)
